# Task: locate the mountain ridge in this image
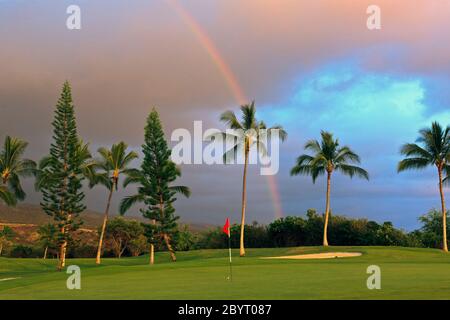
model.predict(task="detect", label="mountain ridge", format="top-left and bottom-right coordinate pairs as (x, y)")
top-left (0, 203), bottom-right (213, 232)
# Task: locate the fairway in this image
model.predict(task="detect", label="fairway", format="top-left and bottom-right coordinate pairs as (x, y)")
top-left (1, 246), bottom-right (450, 300)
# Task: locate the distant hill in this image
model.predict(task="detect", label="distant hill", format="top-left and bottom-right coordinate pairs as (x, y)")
top-left (0, 203), bottom-right (213, 232)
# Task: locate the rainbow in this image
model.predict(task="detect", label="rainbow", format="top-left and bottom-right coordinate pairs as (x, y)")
top-left (166, 0), bottom-right (283, 219)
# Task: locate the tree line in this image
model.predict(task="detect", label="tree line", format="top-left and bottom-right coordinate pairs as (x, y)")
top-left (1, 207), bottom-right (446, 258)
top-left (1, 81), bottom-right (450, 270)
top-left (195, 209), bottom-right (445, 250)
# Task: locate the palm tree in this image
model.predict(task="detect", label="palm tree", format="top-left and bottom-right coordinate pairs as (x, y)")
top-left (92, 142), bottom-right (138, 265)
top-left (219, 101), bottom-right (287, 256)
top-left (290, 131), bottom-right (369, 246)
top-left (0, 186), bottom-right (16, 206)
top-left (0, 136), bottom-right (36, 203)
top-left (398, 121), bottom-right (450, 252)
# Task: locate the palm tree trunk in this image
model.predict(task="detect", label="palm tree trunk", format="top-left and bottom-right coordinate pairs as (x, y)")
top-left (438, 167), bottom-right (448, 252)
top-left (96, 187), bottom-right (114, 265)
top-left (163, 233), bottom-right (176, 262)
top-left (323, 171), bottom-right (332, 247)
top-left (239, 145), bottom-right (250, 257)
top-left (43, 246), bottom-right (48, 259)
top-left (0, 243), bottom-right (3, 256)
top-left (149, 243), bottom-right (154, 265)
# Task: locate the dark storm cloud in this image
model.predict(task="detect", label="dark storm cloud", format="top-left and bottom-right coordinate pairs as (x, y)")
top-left (1, 0), bottom-right (450, 228)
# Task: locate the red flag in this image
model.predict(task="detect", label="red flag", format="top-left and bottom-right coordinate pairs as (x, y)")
top-left (223, 218), bottom-right (230, 237)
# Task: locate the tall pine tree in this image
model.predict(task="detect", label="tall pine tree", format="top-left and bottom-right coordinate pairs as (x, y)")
top-left (40, 82), bottom-right (87, 271)
top-left (120, 109), bottom-right (190, 264)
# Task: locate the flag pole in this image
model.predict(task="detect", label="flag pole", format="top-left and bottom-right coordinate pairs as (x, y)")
top-left (228, 233), bottom-right (233, 282)
top-left (223, 218), bottom-right (233, 282)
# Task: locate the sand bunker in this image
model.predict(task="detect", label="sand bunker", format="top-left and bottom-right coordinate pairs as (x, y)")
top-left (263, 252), bottom-right (362, 260)
top-left (0, 277), bottom-right (20, 282)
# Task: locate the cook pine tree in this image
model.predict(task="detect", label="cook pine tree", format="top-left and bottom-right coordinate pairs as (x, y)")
top-left (120, 109), bottom-right (190, 264)
top-left (39, 81), bottom-right (87, 271)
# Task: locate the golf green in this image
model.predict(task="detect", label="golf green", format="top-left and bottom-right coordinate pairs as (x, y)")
top-left (1, 246), bottom-right (449, 299)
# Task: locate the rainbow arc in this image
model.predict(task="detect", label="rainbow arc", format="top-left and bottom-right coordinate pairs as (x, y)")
top-left (166, 0), bottom-right (283, 219)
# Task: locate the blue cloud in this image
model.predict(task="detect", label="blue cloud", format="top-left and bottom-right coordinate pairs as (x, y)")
top-left (259, 61), bottom-right (450, 230)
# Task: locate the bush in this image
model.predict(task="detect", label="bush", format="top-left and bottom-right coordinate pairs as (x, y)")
top-left (268, 216), bottom-right (306, 247)
top-left (194, 208), bottom-right (420, 249)
top-left (174, 226), bottom-right (197, 251)
top-left (9, 245), bottom-right (40, 258)
top-left (104, 217), bottom-right (145, 258)
top-left (68, 244), bottom-right (97, 258)
top-left (196, 222), bottom-right (271, 249)
top-left (128, 235), bottom-right (149, 256)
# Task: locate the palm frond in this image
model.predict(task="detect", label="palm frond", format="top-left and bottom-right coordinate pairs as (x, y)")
top-left (122, 168), bottom-right (143, 187)
top-left (92, 172), bottom-right (112, 189)
top-left (290, 164), bottom-right (314, 176)
top-left (310, 155), bottom-right (328, 168)
top-left (2, 136), bottom-right (28, 168)
top-left (268, 125), bottom-right (287, 142)
top-left (14, 159), bottom-right (36, 177)
top-left (310, 166), bottom-right (326, 183)
top-left (258, 120), bottom-right (267, 130)
top-left (0, 186), bottom-right (16, 206)
top-left (220, 110), bottom-right (243, 130)
top-left (169, 185), bottom-right (191, 198)
top-left (444, 165), bottom-right (450, 185)
top-left (119, 194), bottom-right (144, 215)
top-left (399, 143), bottom-right (432, 159)
top-left (336, 164), bottom-right (369, 180)
top-left (304, 139), bottom-right (322, 153)
top-left (34, 170), bottom-right (53, 191)
top-left (335, 146), bottom-right (361, 164)
top-left (7, 173), bottom-right (26, 200)
top-left (240, 102), bottom-right (257, 130)
top-left (412, 122), bottom-right (450, 165)
top-left (290, 154), bottom-right (326, 182)
top-left (121, 150), bottom-right (139, 167)
top-left (397, 157), bottom-right (431, 172)
top-left (294, 154), bottom-right (314, 167)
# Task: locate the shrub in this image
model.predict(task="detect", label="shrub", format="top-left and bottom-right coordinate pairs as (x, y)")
top-left (10, 245), bottom-right (39, 258)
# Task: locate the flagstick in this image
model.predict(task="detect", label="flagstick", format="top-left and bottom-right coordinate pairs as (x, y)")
top-left (228, 234), bottom-right (233, 282)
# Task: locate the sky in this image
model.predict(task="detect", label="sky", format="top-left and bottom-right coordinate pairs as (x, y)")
top-left (1, 0), bottom-right (450, 230)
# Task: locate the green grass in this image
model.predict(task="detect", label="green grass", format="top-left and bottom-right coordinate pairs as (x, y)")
top-left (1, 246), bottom-right (450, 299)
